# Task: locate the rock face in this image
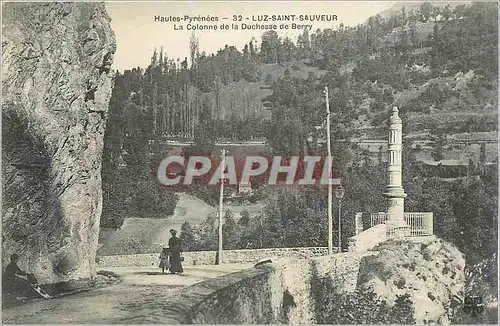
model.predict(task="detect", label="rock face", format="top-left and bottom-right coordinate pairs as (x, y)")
top-left (357, 238), bottom-right (466, 324)
top-left (2, 2), bottom-right (115, 289)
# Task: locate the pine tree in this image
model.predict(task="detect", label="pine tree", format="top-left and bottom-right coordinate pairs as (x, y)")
top-left (180, 221), bottom-right (198, 251)
top-left (189, 32), bottom-right (199, 71)
top-left (249, 38), bottom-right (256, 58)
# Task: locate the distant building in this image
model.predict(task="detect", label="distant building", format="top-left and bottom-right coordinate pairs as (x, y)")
top-left (238, 182), bottom-right (252, 195)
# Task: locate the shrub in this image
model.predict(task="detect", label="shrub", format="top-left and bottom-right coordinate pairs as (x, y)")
top-left (314, 273), bottom-right (416, 324)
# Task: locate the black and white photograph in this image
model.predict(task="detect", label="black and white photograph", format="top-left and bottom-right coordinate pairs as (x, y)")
top-left (1, 0), bottom-right (498, 324)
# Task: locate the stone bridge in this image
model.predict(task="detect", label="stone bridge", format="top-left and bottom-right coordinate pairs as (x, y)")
top-left (2, 233), bottom-right (415, 324)
top-left (3, 228), bottom-right (443, 324)
top-left (2, 252), bottom-right (375, 324)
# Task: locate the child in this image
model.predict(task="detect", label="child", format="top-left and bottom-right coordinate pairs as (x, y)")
top-left (159, 247), bottom-right (171, 274)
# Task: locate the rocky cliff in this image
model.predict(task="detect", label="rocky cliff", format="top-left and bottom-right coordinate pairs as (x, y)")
top-left (357, 238), bottom-right (466, 324)
top-left (2, 2), bottom-right (115, 290)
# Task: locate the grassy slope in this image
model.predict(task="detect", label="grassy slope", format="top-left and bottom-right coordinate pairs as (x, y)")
top-left (98, 193), bottom-right (265, 255)
top-left (198, 61), bottom-right (327, 120)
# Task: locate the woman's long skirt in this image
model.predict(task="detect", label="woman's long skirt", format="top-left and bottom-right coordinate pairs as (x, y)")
top-left (169, 251), bottom-right (184, 273)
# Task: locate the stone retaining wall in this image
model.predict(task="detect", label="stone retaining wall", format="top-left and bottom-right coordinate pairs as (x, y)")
top-left (97, 247), bottom-right (334, 268)
top-left (148, 252), bottom-right (378, 324)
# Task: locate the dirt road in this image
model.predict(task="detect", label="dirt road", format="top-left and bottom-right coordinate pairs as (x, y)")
top-left (2, 264), bottom-right (253, 324)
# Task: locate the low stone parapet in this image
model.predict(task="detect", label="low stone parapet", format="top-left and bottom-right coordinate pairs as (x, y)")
top-left (156, 252), bottom-right (378, 324)
top-left (97, 247), bottom-right (331, 268)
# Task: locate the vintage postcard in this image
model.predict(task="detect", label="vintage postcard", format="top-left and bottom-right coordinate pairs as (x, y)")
top-left (1, 0), bottom-right (498, 324)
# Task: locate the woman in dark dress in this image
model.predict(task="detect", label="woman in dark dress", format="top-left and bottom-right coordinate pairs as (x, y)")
top-left (168, 229), bottom-right (184, 274)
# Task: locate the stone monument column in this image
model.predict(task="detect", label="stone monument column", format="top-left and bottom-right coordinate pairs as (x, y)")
top-left (383, 107), bottom-right (410, 238)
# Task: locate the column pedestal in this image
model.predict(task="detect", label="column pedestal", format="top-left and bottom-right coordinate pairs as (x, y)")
top-left (386, 218), bottom-right (411, 239)
top-left (384, 189), bottom-right (409, 239)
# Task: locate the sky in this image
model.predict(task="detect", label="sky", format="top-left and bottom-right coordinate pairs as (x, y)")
top-left (105, 1), bottom-right (395, 72)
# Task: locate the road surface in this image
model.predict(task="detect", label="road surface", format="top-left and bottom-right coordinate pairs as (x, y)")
top-left (2, 264), bottom-right (253, 324)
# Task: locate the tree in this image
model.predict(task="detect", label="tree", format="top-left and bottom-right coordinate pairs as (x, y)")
top-left (409, 19), bottom-right (419, 48)
top-left (189, 32), bottom-right (199, 71)
top-left (441, 5), bottom-right (453, 20)
top-left (419, 2), bottom-right (433, 22)
top-left (191, 99), bottom-right (216, 155)
top-left (198, 213), bottom-right (218, 250)
top-left (179, 221), bottom-right (199, 251)
top-left (256, 190), bottom-right (328, 248)
top-left (297, 28), bottom-right (311, 59)
top-left (378, 145), bottom-right (384, 166)
top-left (281, 36), bottom-right (296, 61)
top-left (431, 134), bottom-right (446, 162)
top-left (479, 143), bottom-right (486, 174)
top-left (242, 44), bottom-right (249, 60)
top-left (265, 73), bottom-right (273, 86)
top-left (411, 177), bottom-right (459, 244)
top-left (452, 176), bottom-right (498, 261)
top-left (239, 209), bottom-right (250, 226)
top-left (261, 30), bottom-right (281, 64)
top-left (249, 38), bottom-right (256, 58)
top-left (222, 210), bottom-right (239, 249)
top-left (468, 158), bottom-right (476, 176)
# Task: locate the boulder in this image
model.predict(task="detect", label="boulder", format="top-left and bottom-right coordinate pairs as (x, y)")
top-left (2, 2), bottom-right (115, 290)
